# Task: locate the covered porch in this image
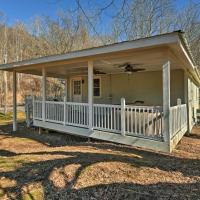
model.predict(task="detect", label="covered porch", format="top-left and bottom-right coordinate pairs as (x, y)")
top-left (22, 47), bottom-right (187, 152)
top-left (3, 32), bottom-right (195, 152)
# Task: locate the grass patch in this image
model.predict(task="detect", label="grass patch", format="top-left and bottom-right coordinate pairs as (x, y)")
top-left (0, 188), bottom-right (5, 197)
top-left (0, 111), bottom-right (25, 124)
top-left (0, 112), bottom-right (13, 121)
top-left (0, 155), bottom-right (30, 172)
top-left (22, 183), bottom-right (44, 200)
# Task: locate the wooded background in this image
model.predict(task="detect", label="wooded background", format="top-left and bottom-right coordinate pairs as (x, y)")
top-left (0, 0), bottom-right (199, 112)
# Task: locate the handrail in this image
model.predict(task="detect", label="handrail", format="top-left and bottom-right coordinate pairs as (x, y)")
top-left (32, 99), bottom-right (164, 140)
top-left (170, 104), bottom-right (187, 138)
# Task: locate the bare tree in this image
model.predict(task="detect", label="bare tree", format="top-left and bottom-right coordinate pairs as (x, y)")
top-left (0, 0), bottom-right (199, 110)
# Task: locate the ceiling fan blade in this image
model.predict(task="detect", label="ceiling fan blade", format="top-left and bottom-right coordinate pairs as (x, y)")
top-left (115, 62), bottom-right (144, 68)
top-left (101, 60), bottom-right (113, 65)
top-left (94, 69), bottom-right (106, 74)
top-left (117, 63), bottom-right (129, 68)
top-left (131, 68), bottom-right (145, 72)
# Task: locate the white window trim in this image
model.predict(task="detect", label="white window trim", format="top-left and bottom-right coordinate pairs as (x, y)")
top-left (93, 76), bottom-right (101, 98)
top-left (73, 80), bottom-right (81, 95)
top-left (70, 76), bottom-right (82, 101)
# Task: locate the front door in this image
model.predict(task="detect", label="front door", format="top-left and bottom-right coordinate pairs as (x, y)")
top-left (71, 78), bottom-right (82, 102)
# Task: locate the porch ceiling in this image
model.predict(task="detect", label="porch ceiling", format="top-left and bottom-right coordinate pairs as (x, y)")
top-left (12, 46), bottom-right (182, 78)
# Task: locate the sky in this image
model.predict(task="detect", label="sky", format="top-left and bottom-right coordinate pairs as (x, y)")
top-left (0, 0), bottom-right (198, 32)
top-left (0, 0), bottom-right (77, 24)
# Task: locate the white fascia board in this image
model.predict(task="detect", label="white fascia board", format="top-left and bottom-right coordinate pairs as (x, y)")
top-left (178, 41), bottom-right (200, 85)
top-left (178, 40), bottom-right (195, 69)
top-left (176, 35), bottom-right (200, 85)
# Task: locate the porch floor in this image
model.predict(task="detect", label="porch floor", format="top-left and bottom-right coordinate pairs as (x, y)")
top-left (34, 119), bottom-right (168, 152)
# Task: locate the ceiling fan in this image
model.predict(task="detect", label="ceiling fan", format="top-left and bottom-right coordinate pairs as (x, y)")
top-left (94, 69), bottom-right (106, 75)
top-left (116, 63), bottom-right (145, 74)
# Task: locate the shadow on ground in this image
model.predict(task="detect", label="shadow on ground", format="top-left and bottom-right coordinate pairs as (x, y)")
top-left (0, 123), bottom-right (199, 199)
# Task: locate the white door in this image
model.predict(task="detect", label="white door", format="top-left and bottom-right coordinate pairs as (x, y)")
top-left (71, 78), bottom-right (82, 102)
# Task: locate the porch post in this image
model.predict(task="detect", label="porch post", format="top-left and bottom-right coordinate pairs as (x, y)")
top-left (162, 61), bottom-right (171, 144)
top-left (88, 60), bottom-right (93, 131)
top-left (184, 72), bottom-right (191, 134)
top-left (13, 71), bottom-right (17, 131)
top-left (42, 67), bottom-right (46, 121)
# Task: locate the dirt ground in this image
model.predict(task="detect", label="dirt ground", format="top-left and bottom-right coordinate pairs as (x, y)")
top-left (0, 123), bottom-right (199, 200)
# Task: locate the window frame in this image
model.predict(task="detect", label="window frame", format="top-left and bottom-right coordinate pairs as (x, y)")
top-left (93, 76), bottom-right (101, 98)
top-left (73, 79), bottom-right (81, 95)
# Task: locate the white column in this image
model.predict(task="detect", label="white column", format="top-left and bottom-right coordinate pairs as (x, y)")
top-left (163, 61), bottom-right (170, 143)
top-left (184, 72), bottom-right (191, 134)
top-left (3, 54), bottom-right (8, 114)
top-left (13, 71), bottom-right (17, 131)
top-left (121, 98), bottom-right (126, 136)
top-left (3, 71), bottom-right (7, 114)
top-left (88, 60), bottom-right (93, 131)
top-left (42, 67), bottom-right (46, 121)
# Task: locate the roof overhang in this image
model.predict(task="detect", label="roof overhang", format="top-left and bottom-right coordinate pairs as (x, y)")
top-left (0, 31), bottom-right (199, 85)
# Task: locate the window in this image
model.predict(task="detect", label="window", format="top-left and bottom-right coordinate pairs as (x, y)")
top-left (93, 78), bottom-right (101, 97)
top-left (73, 80), bottom-right (81, 95)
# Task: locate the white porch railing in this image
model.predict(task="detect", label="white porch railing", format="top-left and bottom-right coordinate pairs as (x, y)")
top-left (125, 106), bottom-right (163, 139)
top-left (93, 104), bottom-right (121, 133)
top-left (32, 99), bottom-right (164, 140)
top-left (92, 104), bottom-right (163, 139)
top-left (170, 104), bottom-right (187, 138)
top-left (33, 100), bottom-right (89, 127)
top-left (33, 100), bottom-right (42, 120)
top-left (65, 102), bottom-right (89, 127)
top-left (45, 101), bottom-right (64, 123)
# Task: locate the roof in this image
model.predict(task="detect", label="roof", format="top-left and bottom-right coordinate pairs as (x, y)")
top-left (0, 30), bottom-right (199, 85)
top-left (0, 31), bottom-right (187, 68)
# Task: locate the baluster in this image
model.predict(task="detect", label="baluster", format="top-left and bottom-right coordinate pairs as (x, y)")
top-left (96, 106), bottom-right (100, 127)
top-left (130, 108), bottom-right (133, 134)
top-left (103, 107), bottom-right (106, 129)
top-left (139, 108), bottom-right (141, 134)
top-left (155, 109), bottom-right (158, 135)
top-left (107, 107), bottom-right (109, 129)
top-left (135, 108), bottom-right (137, 134)
top-left (126, 108), bottom-right (128, 133)
top-left (71, 105), bottom-right (73, 124)
top-left (78, 104), bottom-right (80, 125)
top-left (95, 106), bottom-right (97, 127)
top-left (151, 108), bottom-right (154, 135)
top-left (54, 103), bottom-right (59, 121)
top-left (110, 107), bottom-right (113, 130)
top-left (54, 103), bottom-right (55, 121)
top-left (101, 106), bottom-right (102, 128)
top-left (143, 108), bottom-right (145, 135)
top-left (75, 104), bottom-right (77, 124)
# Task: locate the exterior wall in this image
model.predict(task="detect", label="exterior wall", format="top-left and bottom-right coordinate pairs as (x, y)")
top-left (184, 72), bottom-right (199, 133)
top-left (68, 69), bottom-right (184, 106)
top-left (171, 69), bottom-right (185, 106)
top-left (188, 78), bottom-right (199, 124)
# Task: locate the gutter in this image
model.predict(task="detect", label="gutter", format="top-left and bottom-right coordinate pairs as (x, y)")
top-left (194, 67), bottom-right (200, 86)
